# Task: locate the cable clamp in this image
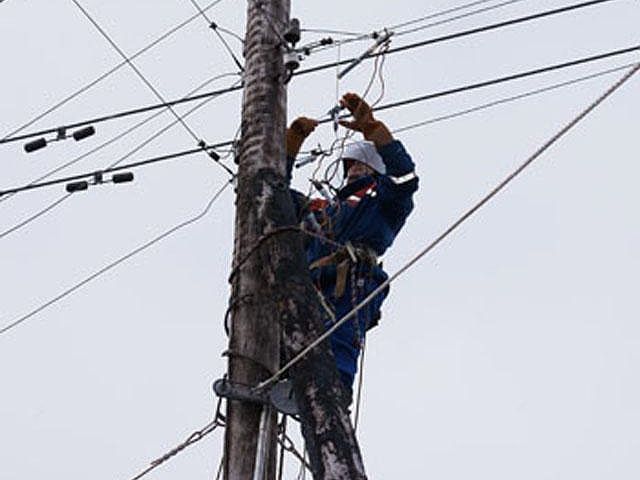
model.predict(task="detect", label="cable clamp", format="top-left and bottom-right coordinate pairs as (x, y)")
top-left (337, 28), bottom-right (394, 80)
top-left (92, 171), bottom-right (104, 185)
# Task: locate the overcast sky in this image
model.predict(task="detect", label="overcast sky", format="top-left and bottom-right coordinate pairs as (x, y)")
top-left (1, 0), bottom-right (639, 479)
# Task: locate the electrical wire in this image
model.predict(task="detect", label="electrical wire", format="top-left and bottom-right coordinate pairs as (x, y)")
top-left (301, 28), bottom-right (366, 37)
top-left (296, 0), bottom-right (623, 76)
top-left (0, 82), bottom-right (243, 147)
top-left (70, 0), bottom-right (201, 142)
top-left (0, 140), bottom-right (234, 198)
top-left (3, 0), bottom-right (630, 148)
top-left (390, 0), bottom-right (519, 31)
top-left (0, 80), bottom-right (239, 241)
top-left (391, 62), bottom-right (637, 134)
top-left (0, 72), bottom-right (240, 205)
top-left (215, 24), bottom-right (245, 44)
top-left (307, 0), bottom-right (526, 55)
top-left (315, 46), bottom-right (640, 125)
top-left (256, 62), bottom-right (640, 391)
top-left (0, 195), bottom-right (72, 240)
top-left (0, 180), bottom-right (232, 337)
top-left (305, 61), bottom-right (637, 158)
top-left (394, 0), bottom-right (527, 38)
top-left (1, 0), bottom-right (226, 142)
top-left (186, 0), bottom-right (245, 72)
top-left (3, 50), bottom-right (635, 234)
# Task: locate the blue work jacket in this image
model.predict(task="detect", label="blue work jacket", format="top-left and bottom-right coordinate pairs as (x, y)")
top-left (288, 140), bottom-right (418, 385)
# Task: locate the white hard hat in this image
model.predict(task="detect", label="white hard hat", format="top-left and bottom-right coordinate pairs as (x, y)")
top-left (341, 140), bottom-right (386, 176)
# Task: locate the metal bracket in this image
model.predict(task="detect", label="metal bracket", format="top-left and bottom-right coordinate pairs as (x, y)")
top-left (213, 378), bottom-right (269, 405)
top-left (213, 378), bottom-right (299, 415)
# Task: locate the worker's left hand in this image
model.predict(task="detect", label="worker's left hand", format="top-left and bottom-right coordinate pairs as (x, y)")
top-left (339, 92), bottom-right (393, 148)
top-left (287, 116), bottom-right (318, 157)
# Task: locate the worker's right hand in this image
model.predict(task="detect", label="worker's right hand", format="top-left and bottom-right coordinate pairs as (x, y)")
top-left (287, 117), bottom-right (318, 157)
top-left (339, 92), bottom-right (393, 148)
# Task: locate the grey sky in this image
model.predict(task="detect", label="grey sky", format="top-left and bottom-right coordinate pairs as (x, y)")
top-left (1, 0), bottom-right (639, 479)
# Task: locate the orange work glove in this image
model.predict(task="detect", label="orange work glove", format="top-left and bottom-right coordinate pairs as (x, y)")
top-left (338, 92), bottom-right (393, 148)
top-left (286, 117), bottom-right (318, 157)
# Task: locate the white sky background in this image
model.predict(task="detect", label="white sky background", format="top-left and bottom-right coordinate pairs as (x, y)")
top-left (1, 0), bottom-right (639, 479)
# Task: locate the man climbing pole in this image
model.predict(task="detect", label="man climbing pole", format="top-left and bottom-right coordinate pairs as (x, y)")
top-left (286, 92), bottom-right (419, 404)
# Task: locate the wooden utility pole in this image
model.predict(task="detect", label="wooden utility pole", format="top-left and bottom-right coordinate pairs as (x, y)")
top-left (225, 0), bottom-right (366, 478)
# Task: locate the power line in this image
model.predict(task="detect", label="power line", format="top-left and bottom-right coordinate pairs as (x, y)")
top-left (0, 80), bottom-right (239, 241)
top-left (0, 73), bottom-right (239, 206)
top-left (390, 0), bottom-right (519, 31)
top-left (394, 0), bottom-right (527, 38)
top-left (0, 82), bottom-right (243, 147)
top-left (391, 63), bottom-right (637, 134)
top-left (70, 0), bottom-right (201, 142)
top-left (313, 46), bottom-right (640, 123)
top-left (307, 0), bottom-right (526, 54)
top-left (2, 58), bottom-right (624, 245)
top-left (5, 42), bottom-right (637, 155)
top-left (296, 0), bottom-right (623, 76)
top-left (1, 0), bottom-right (226, 142)
top-left (0, 195), bottom-right (72, 240)
top-left (187, 0), bottom-right (245, 72)
top-left (299, 62), bottom-right (633, 153)
top-left (301, 28), bottom-right (366, 37)
top-left (0, 140), bottom-right (233, 198)
top-left (5, 56), bottom-right (637, 200)
top-left (2, 0), bottom-right (620, 148)
top-left (256, 62), bottom-right (640, 391)
top-left (0, 180), bottom-right (232, 337)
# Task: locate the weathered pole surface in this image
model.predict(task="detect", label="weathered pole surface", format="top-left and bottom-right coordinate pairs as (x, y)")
top-left (224, 0), bottom-right (288, 477)
top-left (225, 0), bottom-right (367, 478)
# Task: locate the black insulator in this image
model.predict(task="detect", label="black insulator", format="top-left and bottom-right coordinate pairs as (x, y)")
top-left (24, 137), bottom-right (47, 153)
top-left (320, 37), bottom-right (333, 46)
top-left (284, 18), bottom-right (300, 46)
top-left (66, 181), bottom-right (89, 193)
top-left (72, 126), bottom-right (95, 141)
top-left (112, 172), bottom-right (134, 184)
top-left (208, 150), bottom-right (221, 161)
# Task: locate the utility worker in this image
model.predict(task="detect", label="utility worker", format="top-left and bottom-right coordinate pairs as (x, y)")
top-left (286, 92), bottom-right (418, 404)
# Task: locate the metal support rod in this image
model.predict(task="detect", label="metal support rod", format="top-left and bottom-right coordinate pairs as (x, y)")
top-left (253, 406), bottom-right (274, 480)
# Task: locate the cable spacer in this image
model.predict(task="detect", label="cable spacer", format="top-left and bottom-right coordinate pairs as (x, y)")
top-left (56, 127), bottom-right (67, 141)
